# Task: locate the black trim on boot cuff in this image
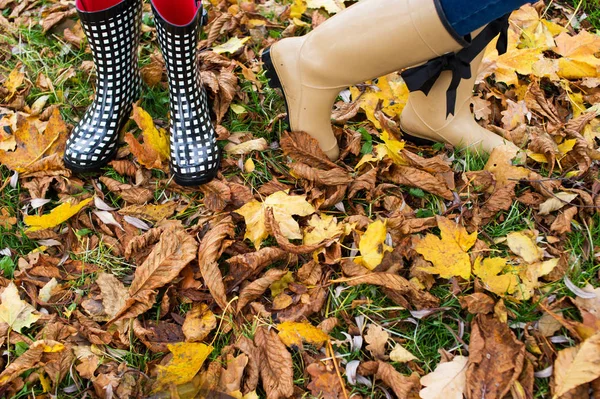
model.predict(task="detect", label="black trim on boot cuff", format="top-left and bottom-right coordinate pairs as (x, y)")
top-left (77, 0), bottom-right (139, 23)
top-left (433, 0), bottom-right (471, 48)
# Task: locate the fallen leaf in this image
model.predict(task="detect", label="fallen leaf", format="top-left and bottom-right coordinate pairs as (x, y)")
top-left (365, 324), bottom-right (389, 360)
top-left (553, 331), bottom-right (600, 398)
top-left (254, 327), bottom-right (294, 399)
top-left (213, 36), bottom-right (251, 54)
top-left (506, 231), bottom-right (543, 263)
top-left (235, 191), bottom-right (315, 249)
top-left (0, 282), bottom-right (40, 333)
top-left (355, 219), bottom-right (392, 270)
top-left (375, 361), bottom-right (421, 399)
top-left (24, 197), bottom-right (92, 233)
top-left (219, 353), bottom-right (249, 395)
top-left (303, 214), bottom-right (345, 246)
top-left (538, 192), bottom-right (578, 215)
top-left (420, 356), bottom-right (468, 399)
top-left (415, 216), bottom-right (476, 280)
top-left (182, 303), bottom-right (217, 343)
top-left (237, 269), bottom-right (288, 312)
top-left (97, 273), bottom-right (128, 319)
top-left (0, 340), bottom-right (64, 387)
top-left (473, 257), bottom-right (519, 296)
top-left (224, 138), bottom-right (268, 155)
top-left (3, 65), bottom-right (24, 100)
top-left (127, 104), bottom-right (170, 170)
top-left (277, 321), bottom-right (329, 348)
top-left (153, 342), bottom-right (213, 392)
top-left (119, 203), bottom-right (177, 222)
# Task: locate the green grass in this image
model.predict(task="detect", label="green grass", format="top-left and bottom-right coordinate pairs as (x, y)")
top-left (564, 0), bottom-right (600, 30)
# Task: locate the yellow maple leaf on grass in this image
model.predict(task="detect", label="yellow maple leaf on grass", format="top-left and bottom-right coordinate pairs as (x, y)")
top-left (277, 321), bottom-right (329, 348)
top-left (235, 191), bottom-right (316, 249)
top-left (153, 342), bottom-right (213, 392)
top-left (415, 216), bottom-right (476, 280)
top-left (473, 257), bottom-right (519, 296)
top-left (24, 197), bottom-right (93, 232)
top-left (125, 104), bottom-right (170, 170)
top-left (554, 31), bottom-right (600, 80)
top-left (0, 282), bottom-right (40, 333)
top-left (355, 219), bottom-right (392, 270)
top-left (212, 37), bottom-right (251, 54)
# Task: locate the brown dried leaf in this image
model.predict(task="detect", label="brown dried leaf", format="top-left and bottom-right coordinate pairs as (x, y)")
top-left (375, 361), bottom-right (421, 399)
top-left (365, 324), bottom-right (389, 360)
top-left (198, 217), bottom-right (234, 310)
top-left (334, 272), bottom-right (439, 309)
top-left (0, 340), bottom-right (64, 387)
top-left (466, 314), bottom-right (526, 399)
top-left (119, 202), bottom-right (177, 222)
top-left (199, 179), bottom-right (232, 212)
top-left (237, 269), bottom-right (288, 312)
top-left (382, 165), bottom-right (453, 200)
top-left (182, 303), bottom-right (217, 343)
top-left (254, 326), bottom-right (294, 399)
top-left (99, 176), bottom-right (153, 205)
top-left (306, 361), bottom-right (345, 399)
top-left (459, 293), bottom-right (495, 315)
top-left (280, 131), bottom-right (340, 170)
top-left (290, 162), bottom-right (352, 186)
top-left (218, 353), bottom-right (248, 394)
top-left (550, 206), bottom-right (578, 234)
top-left (264, 208), bottom-right (329, 255)
top-left (97, 272), bottom-right (129, 319)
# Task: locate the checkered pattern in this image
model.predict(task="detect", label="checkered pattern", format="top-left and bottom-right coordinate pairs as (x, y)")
top-left (153, 4), bottom-right (220, 186)
top-left (64, 0), bottom-right (142, 172)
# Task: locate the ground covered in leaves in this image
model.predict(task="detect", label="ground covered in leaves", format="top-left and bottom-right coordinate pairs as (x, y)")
top-left (0, 0), bottom-right (600, 398)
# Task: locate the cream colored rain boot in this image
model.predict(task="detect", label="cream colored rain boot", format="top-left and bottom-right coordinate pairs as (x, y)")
top-left (400, 27), bottom-right (520, 156)
top-left (262, 0), bottom-right (469, 161)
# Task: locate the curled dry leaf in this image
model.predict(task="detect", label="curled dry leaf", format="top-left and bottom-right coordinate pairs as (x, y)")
top-left (289, 163), bottom-right (352, 186)
top-left (254, 326), bottom-right (294, 399)
top-left (382, 165), bottom-right (454, 200)
top-left (237, 269), bottom-right (288, 312)
top-left (218, 353), bottom-right (249, 394)
top-left (375, 361), bottom-right (421, 399)
top-left (364, 324), bottom-right (389, 360)
top-left (334, 272), bottom-right (440, 309)
top-left (182, 303), bottom-right (217, 342)
top-left (280, 131), bottom-right (340, 170)
top-left (0, 340), bottom-right (64, 387)
top-left (265, 207), bottom-right (329, 254)
top-left (199, 179), bottom-right (232, 212)
top-left (224, 137), bottom-right (268, 155)
top-left (198, 217), bottom-right (234, 310)
top-left (99, 176), bottom-right (154, 205)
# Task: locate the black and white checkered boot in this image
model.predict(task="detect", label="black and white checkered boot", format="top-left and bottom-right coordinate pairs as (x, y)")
top-left (152, 1), bottom-right (220, 186)
top-left (64, 0), bottom-right (142, 173)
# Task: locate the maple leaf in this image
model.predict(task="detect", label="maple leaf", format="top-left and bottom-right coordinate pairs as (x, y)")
top-left (153, 342), bottom-right (213, 392)
top-left (126, 104), bottom-right (170, 170)
top-left (415, 216), bottom-right (476, 280)
top-left (303, 214), bottom-right (345, 246)
top-left (554, 31), bottom-right (600, 80)
top-left (24, 197), bottom-right (93, 232)
top-left (0, 109), bottom-right (68, 173)
top-left (277, 321), bottom-right (329, 348)
top-left (364, 324), bottom-right (389, 360)
top-left (420, 356), bottom-right (468, 399)
top-left (235, 190), bottom-right (316, 249)
top-left (355, 219), bottom-right (392, 270)
top-left (3, 64), bottom-right (24, 100)
top-left (376, 130), bottom-right (406, 166)
top-left (473, 257), bottom-right (519, 296)
top-left (0, 282), bottom-right (40, 333)
top-left (349, 72), bottom-right (409, 129)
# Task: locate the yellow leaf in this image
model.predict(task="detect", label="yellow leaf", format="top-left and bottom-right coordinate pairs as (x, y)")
top-left (182, 303), bottom-right (217, 343)
top-left (128, 104), bottom-right (170, 170)
top-left (506, 231), bottom-right (542, 263)
top-left (303, 214), bottom-right (344, 246)
top-left (355, 219), bottom-right (392, 270)
top-left (4, 65), bottom-right (24, 99)
top-left (0, 282), bottom-right (40, 333)
top-left (244, 158), bottom-right (255, 173)
top-left (213, 36), bottom-right (251, 54)
top-left (553, 332), bottom-right (600, 398)
top-left (277, 321), bottom-right (329, 348)
top-left (420, 356), bottom-right (468, 399)
top-left (290, 0), bottom-right (307, 19)
top-left (349, 73), bottom-right (409, 128)
top-left (24, 197), bottom-right (93, 232)
top-left (389, 344), bottom-right (418, 363)
top-left (379, 130), bottom-right (406, 165)
top-left (270, 271), bottom-right (294, 297)
top-left (230, 104), bottom-right (247, 115)
top-left (473, 257), bottom-right (519, 296)
top-left (153, 342), bottom-right (213, 392)
top-left (415, 216), bottom-right (476, 280)
top-left (554, 31), bottom-right (600, 80)
top-left (355, 153), bottom-right (378, 170)
top-left (235, 190), bottom-right (315, 249)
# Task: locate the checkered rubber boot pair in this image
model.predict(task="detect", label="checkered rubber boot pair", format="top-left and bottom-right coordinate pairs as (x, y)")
top-left (65, 0), bottom-right (220, 187)
top-left (64, 0), bottom-right (142, 173)
top-left (152, 3), bottom-right (220, 186)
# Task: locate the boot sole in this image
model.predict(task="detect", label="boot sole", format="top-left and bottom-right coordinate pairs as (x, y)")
top-left (262, 48), bottom-right (291, 128)
top-left (172, 154), bottom-right (221, 187)
top-left (63, 146), bottom-right (119, 174)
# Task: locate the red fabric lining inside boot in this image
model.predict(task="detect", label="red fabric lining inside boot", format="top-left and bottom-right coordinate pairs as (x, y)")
top-left (153, 0), bottom-right (199, 26)
top-left (76, 0), bottom-right (122, 12)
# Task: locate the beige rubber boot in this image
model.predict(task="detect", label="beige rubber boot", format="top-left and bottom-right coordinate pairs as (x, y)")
top-left (400, 29), bottom-right (520, 156)
top-left (263, 0), bottom-right (468, 161)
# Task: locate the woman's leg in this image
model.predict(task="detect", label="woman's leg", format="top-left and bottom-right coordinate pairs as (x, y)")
top-left (440, 0), bottom-right (531, 36)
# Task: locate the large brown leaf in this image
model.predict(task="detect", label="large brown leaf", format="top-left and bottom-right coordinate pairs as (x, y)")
top-left (129, 227), bottom-right (197, 296)
top-left (334, 272), bottom-right (439, 309)
top-left (466, 314), bottom-right (526, 399)
top-left (198, 217), bottom-right (234, 310)
top-left (381, 165), bottom-right (454, 200)
top-left (237, 269), bottom-right (288, 312)
top-left (280, 131), bottom-right (340, 170)
top-left (289, 163), bottom-right (352, 186)
top-left (254, 326), bottom-right (294, 399)
top-left (0, 340), bottom-right (64, 387)
top-left (264, 207), bottom-right (330, 255)
top-left (375, 361), bottom-right (421, 399)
